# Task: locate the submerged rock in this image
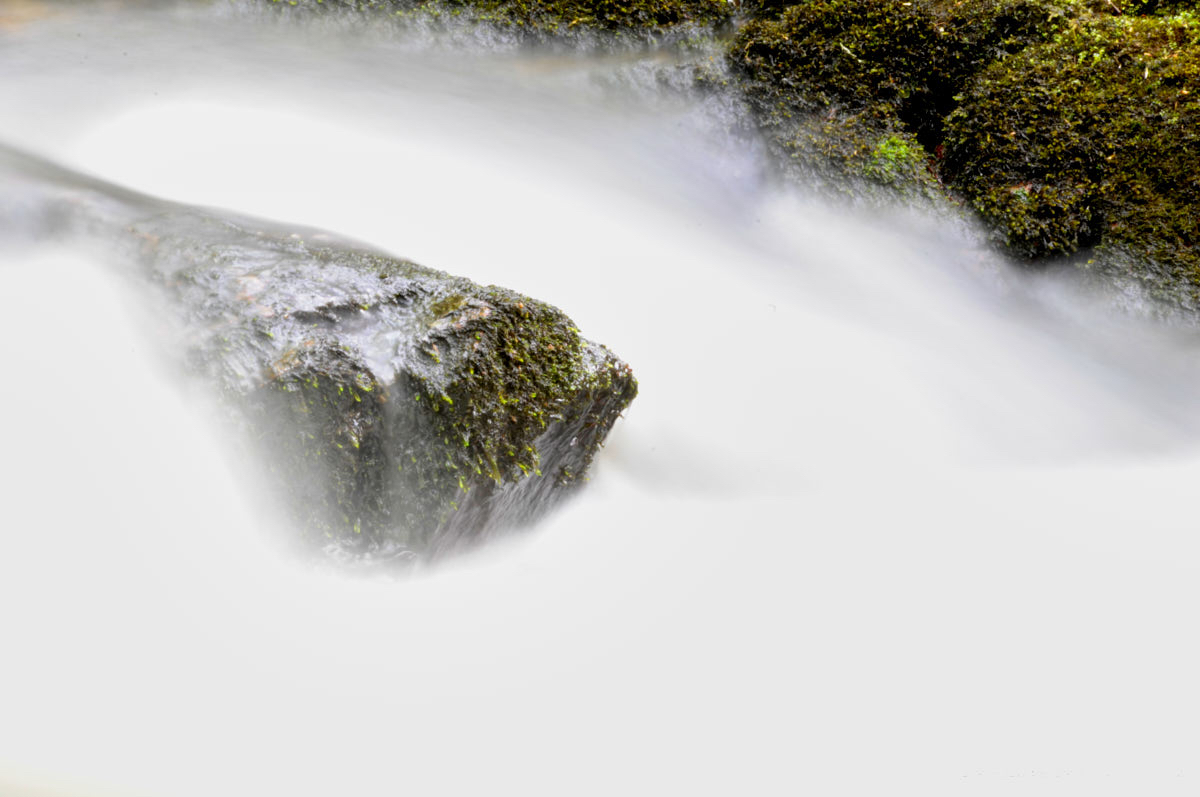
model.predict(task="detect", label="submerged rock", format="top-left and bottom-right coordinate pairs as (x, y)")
top-left (0, 143), bottom-right (636, 559)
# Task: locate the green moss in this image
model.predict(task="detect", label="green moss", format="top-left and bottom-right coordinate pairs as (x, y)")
top-left (940, 0), bottom-right (1088, 67)
top-left (942, 8), bottom-right (1200, 284)
top-left (429, 293), bottom-right (467, 316)
top-left (356, 279), bottom-right (636, 548)
top-left (728, 0), bottom-right (953, 200)
top-left (1123, 0), bottom-right (1200, 15)
top-left (417, 288), bottom-right (588, 484)
top-left (865, 132), bottom-right (929, 184)
top-left (727, 0), bottom-right (1199, 301)
top-left (731, 0), bottom-right (953, 139)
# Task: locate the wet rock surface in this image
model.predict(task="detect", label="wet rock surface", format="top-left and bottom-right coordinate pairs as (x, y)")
top-left (0, 143), bottom-right (636, 560)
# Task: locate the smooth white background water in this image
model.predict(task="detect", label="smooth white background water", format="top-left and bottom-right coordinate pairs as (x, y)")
top-left (2, 6), bottom-right (1200, 795)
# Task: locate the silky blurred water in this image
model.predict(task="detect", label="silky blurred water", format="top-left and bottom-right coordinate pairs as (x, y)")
top-left (2, 4), bottom-right (1200, 796)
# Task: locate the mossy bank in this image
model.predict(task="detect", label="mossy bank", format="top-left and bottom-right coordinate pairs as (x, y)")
top-left (730, 0), bottom-right (1200, 308)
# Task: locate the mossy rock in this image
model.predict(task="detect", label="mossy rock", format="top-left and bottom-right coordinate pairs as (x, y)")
top-left (726, 0), bottom-right (1200, 305)
top-left (0, 142), bottom-right (637, 560)
top-left (727, 0), bottom-right (950, 199)
top-left (731, 0), bottom-right (951, 132)
top-left (942, 9), bottom-right (1200, 286)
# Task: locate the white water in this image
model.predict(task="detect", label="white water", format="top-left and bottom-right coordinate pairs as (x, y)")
top-left (2, 5), bottom-right (1200, 795)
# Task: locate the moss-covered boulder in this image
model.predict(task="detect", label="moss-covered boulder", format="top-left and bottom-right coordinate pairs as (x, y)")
top-left (941, 7), bottom-right (1200, 289)
top-left (0, 142), bottom-right (636, 560)
top-left (728, 0), bottom-right (1200, 305)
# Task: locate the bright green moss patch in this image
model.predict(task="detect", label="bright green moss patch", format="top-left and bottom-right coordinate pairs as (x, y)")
top-left (865, 132), bottom-right (929, 184)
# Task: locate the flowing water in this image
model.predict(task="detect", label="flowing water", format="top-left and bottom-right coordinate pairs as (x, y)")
top-left (2, 3), bottom-right (1200, 795)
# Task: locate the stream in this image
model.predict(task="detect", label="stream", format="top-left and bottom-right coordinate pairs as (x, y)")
top-left (2, 2), bottom-right (1199, 794)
